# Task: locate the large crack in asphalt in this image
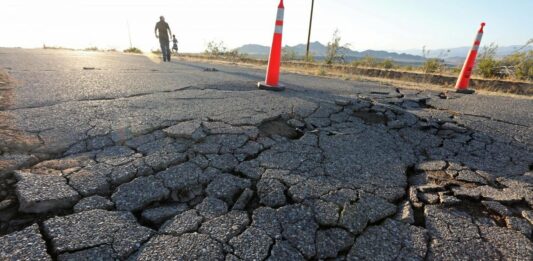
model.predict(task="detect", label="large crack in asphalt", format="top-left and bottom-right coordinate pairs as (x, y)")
top-left (1, 93), bottom-right (533, 260)
top-left (1, 80), bottom-right (259, 112)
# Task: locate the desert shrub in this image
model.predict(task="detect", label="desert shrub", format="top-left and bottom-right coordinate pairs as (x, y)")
top-left (500, 41), bottom-right (532, 81)
top-left (475, 40), bottom-right (532, 81)
top-left (476, 43), bottom-right (499, 78)
top-left (355, 56), bottom-right (377, 68)
top-left (422, 58), bottom-right (445, 73)
top-left (0, 70), bottom-right (9, 85)
top-left (282, 47), bottom-right (297, 61)
top-left (325, 29), bottom-right (349, 64)
top-left (449, 67), bottom-right (461, 74)
top-left (381, 59), bottom-right (395, 69)
top-left (204, 41), bottom-right (245, 60)
top-left (124, 47), bottom-right (143, 54)
top-left (205, 41), bottom-right (227, 56)
top-left (225, 49), bottom-right (246, 60)
top-left (84, 46), bottom-right (99, 51)
top-left (42, 45), bottom-right (73, 50)
top-left (317, 67), bottom-right (327, 76)
top-left (420, 46), bottom-right (447, 73)
top-left (305, 52), bottom-right (315, 63)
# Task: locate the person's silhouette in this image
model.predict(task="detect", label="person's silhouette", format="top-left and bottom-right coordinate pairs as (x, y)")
top-left (154, 16), bottom-right (172, 62)
top-left (172, 35), bottom-right (179, 54)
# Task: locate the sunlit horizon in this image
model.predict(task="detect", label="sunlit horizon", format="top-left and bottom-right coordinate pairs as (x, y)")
top-left (1, 0), bottom-right (532, 53)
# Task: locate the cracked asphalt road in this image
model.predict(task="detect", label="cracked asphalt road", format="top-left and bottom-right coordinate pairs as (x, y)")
top-left (1, 48), bottom-right (532, 260)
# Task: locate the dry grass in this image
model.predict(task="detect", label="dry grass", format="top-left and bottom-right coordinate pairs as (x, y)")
top-left (0, 69), bottom-right (14, 110)
top-left (0, 69), bottom-right (9, 85)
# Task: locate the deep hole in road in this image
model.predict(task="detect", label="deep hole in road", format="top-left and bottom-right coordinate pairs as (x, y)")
top-left (259, 119), bottom-right (303, 140)
top-left (352, 111), bottom-right (388, 125)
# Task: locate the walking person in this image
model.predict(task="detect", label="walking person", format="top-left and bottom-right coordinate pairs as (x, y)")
top-left (172, 35), bottom-right (179, 54)
top-left (154, 16), bottom-right (172, 62)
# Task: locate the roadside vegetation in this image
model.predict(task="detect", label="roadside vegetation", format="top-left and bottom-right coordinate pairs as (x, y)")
top-left (0, 69), bottom-right (10, 85)
top-left (325, 29), bottom-right (350, 65)
top-left (196, 33), bottom-right (531, 83)
top-left (84, 46), bottom-right (99, 51)
top-left (42, 45), bottom-right (74, 51)
top-left (476, 40), bottom-right (532, 81)
top-left (204, 40), bottom-right (246, 60)
top-left (124, 47), bottom-right (143, 54)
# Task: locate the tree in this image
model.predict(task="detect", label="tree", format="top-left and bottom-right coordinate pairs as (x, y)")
top-left (421, 46), bottom-right (446, 73)
top-left (325, 29), bottom-right (349, 65)
top-left (205, 41), bottom-right (227, 56)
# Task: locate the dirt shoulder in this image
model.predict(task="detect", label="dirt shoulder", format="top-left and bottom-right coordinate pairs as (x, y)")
top-left (0, 69), bottom-right (14, 110)
top-left (0, 69), bottom-right (10, 85)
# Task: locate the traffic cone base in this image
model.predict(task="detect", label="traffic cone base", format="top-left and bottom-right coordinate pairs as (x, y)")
top-left (456, 89), bottom-right (475, 94)
top-left (257, 81), bottom-right (285, 91)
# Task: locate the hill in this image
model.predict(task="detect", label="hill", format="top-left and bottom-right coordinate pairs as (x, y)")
top-left (237, 42), bottom-right (426, 64)
top-left (398, 45), bottom-right (532, 65)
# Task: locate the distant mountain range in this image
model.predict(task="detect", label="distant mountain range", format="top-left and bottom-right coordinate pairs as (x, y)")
top-left (397, 45), bottom-right (532, 65)
top-left (398, 45), bottom-right (532, 59)
top-left (238, 42), bottom-right (426, 65)
top-left (237, 42), bottom-right (531, 66)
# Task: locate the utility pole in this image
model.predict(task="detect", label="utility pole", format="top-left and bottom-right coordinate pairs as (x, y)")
top-left (127, 20), bottom-right (133, 49)
top-left (305, 0), bottom-right (315, 61)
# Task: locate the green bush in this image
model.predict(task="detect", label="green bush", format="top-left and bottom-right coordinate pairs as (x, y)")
top-left (475, 40), bottom-right (532, 81)
top-left (422, 58), bottom-right (444, 73)
top-left (355, 56), bottom-right (377, 68)
top-left (124, 47), bottom-right (143, 54)
top-left (381, 59), bottom-right (395, 69)
top-left (501, 50), bottom-right (533, 81)
top-left (205, 41), bottom-right (227, 56)
top-left (204, 40), bottom-right (246, 60)
top-left (476, 57), bottom-right (499, 78)
top-left (475, 43), bottom-right (499, 78)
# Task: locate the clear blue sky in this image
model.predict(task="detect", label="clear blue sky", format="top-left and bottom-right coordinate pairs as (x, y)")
top-left (0, 0), bottom-right (531, 52)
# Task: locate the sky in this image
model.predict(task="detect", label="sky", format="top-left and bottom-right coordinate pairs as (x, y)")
top-left (0, 0), bottom-right (531, 53)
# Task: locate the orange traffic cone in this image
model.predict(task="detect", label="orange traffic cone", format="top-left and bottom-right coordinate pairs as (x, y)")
top-left (258, 0), bottom-right (285, 91)
top-left (455, 22), bottom-right (486, 94)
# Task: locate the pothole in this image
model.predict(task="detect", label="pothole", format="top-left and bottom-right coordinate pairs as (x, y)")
top-left (352, 111), bottom-right (388, 125)
top-left (258, 119), bottom-right (303, 140)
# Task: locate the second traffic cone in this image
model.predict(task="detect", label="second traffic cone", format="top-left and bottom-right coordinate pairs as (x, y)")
top-left (455, 22), bottom-right (486, 94)
top-left (258, 0), bottom-right (285, 91)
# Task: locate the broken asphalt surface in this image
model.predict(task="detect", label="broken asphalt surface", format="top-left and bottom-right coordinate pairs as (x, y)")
top-left (1, 48), bottom-right (532, 260)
